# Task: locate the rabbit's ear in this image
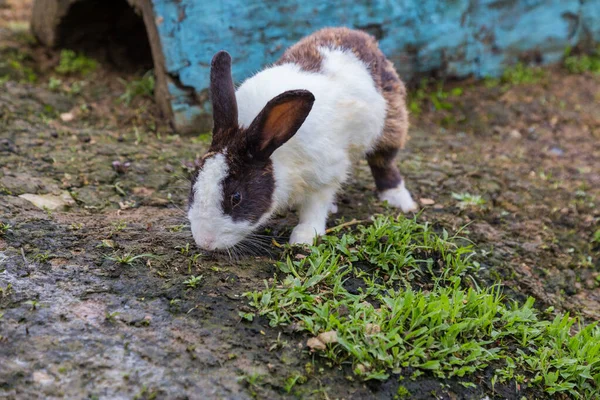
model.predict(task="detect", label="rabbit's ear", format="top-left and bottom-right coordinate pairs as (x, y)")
top-left (246, 90), bottom-right (315, 160)
top-left (210, 51), bottom-right (238, 133)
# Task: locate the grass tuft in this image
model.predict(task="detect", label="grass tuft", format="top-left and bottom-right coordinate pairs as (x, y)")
top-left (452, 192), bottom-right (486, 209)
top-left (183, 275), bottom-right (203, 289)
top-left (245, 215), bottom-right (600, 398)
top-left (564, 46), bottom-right (600, 74)
top-left (500, 63), bottom-right (546, 85)
top-left (106, 252), bottom-right (156, 266)
top-left (0, 222), bottom-right (11, 236)
top-left (119, 70), bottom-right (155, 105)
top-left (55, 50), bottom-right (97, 76)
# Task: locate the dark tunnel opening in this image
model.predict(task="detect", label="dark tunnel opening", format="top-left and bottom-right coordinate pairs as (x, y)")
top-left (55, 0), bottom-right (153, 72)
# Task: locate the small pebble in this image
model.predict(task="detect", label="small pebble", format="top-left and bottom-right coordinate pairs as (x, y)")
top-left (548, 146), bottom-right (564, 156)
top-left (508, 129), bottom-right (522, 139)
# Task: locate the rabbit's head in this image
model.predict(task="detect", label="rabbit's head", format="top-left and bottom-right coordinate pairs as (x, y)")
top-left (188, 51), bottom-right (314, 250)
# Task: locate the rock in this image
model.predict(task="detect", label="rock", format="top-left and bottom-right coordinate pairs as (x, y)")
top-left (307, 330), bottom-right (338, 351)
top-left (32, 370), bottom-right (54, 385)
top-left (306, 337), bottom-right (326, 351)
top-left (548, 146), bottom-right (564, 156)
top-left (420, 198), bottom-right (435, 205)
top-left (508, 129), bottom-right (522, 139)
top-left (365, 323), bottom-right (380, 335)
top-left (60, 112), bottom-right (74, 122)
top-left (19, 191), bottom-right (75, 211)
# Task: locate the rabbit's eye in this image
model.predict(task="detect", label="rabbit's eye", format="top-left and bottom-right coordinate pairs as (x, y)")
top-left (231, 192), bottom-right (242, 207)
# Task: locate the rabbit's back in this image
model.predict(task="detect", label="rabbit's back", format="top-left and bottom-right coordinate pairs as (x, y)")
top-left (277, 27), bottom-right (409, 150)
top-left (277, 27), bottom-right (405, 99)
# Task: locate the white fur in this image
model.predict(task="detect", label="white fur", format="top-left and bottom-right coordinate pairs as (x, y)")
top-left (191, 47), bottom-right (414, 249)
top-left (379, 181), bottom-right (418, 213)
top-left (188, 153), bottom-right (258, 249)
top-left (235, 48), bottom-right (389, 244)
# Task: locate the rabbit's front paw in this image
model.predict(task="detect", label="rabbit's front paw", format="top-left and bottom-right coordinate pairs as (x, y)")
top-left (289, 223), bottom-right (323, 245)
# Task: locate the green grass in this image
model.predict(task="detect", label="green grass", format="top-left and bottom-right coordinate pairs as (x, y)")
top-left (0, 48), bottom-right (37, 83)
top-left (0, 222), bottom-right (11, 236)
top-left (483, 62), bottom-right (546, 88)
top-left (55, 50), bottom-right (97, 76)
top-left (593, 229), bottom-right (600, 245)
top-left (191, 132), bottom-right (212, 145)
top-left (451, 192), bottom-right (486, 209)
top-left (408, 79), bottom-right (464, 116)
top-left (24, 300), bottom-right (41, 310)
top-left (183, 275), bottom-right (203, 289)
top-left (119, 70), bottom-right (155, 105)
top-left (244, 215), bottom-right (600, 398)
top-left (500, 63), bottom-right (546, 85)
top-left (110, 220), bottom-right (128, 236)
top-left (106, 252), bottom-right (156, 266)
top-left (32, 251), bottom-right (55, 263)
top-left (238, 371), bottom-right (265, 398)
top-left (564, 46), bottom-right (600, 74)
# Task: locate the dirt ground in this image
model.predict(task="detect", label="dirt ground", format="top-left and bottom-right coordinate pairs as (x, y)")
top-left (1, 2), bottom-right (599, 399)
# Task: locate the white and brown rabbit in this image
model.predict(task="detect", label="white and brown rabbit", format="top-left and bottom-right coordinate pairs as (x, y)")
top-left (188, 27), bottom-right (418, 250)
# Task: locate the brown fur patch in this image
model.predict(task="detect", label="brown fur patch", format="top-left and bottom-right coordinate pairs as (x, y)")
top-left (277, 27), bottom-right (409, 151)
top-left (367, 148), bottom-right (402, 192)
top-left (220, 158), bottom-right (274, 223)
top-left (189, 128), bottom-right (276, 223)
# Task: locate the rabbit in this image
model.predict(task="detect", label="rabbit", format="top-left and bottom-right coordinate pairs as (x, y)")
top-left (188, 27), bottom-right (418, 251)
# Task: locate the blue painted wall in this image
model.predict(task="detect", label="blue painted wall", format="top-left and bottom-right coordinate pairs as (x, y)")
top-left (149, 0), bottom-right (600, 131)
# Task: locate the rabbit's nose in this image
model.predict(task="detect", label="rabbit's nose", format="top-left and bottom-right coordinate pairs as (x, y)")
top-left (198, 235), bottom-right (216, 250)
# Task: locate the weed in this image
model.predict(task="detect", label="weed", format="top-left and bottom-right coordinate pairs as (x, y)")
top-left (168, 224), bottom-right (187, 233)
top-left (24, 300), bottom-right (41, 310)
top-left (239, 311), bottom-right (254, 322)
top-left (183, 275), bottom-right (203, 289)
top-left (105, 311), bottom-right (120, 323)
top-left (55, 50), bottom-right (97, 76)
top-left (0, 283), bottom-right (13, 298)
top-left (452, 192), bottom-right (486, 209)
top-left (97, 239), bottom-right (115, 249)
top-left (0, 53), bottom-right (37, 83)
top-left (395, 385), bottom-right (410, 399)
top-left (188, 253), bottom-right (202, 273)
top-left (268, 332), bottom-right (288, 351)
top-left (106, 252), bottom-right (156, 266)
top-left (48, 77), bottom-right (62, 91)
top-left (191, 133), bottom-right (212, 144)
top-left (283, 373), bottom-right (306, 393)
top-left (110, 220), bottom-right (128, 235)
top-left (69, 222), bottom-right (83, 230)
top-left (114, 182), bottom-right (127, 196)
top-left (245, 215), bottom-right (600, 398)
top-left (238, 372), bottom-right (264, 398)
top-left (408, 79), bottom-right (464, 117)
top-left (0, 222), bottom-right (11, 236)
top-left (501, 63), bottom-right (545, 85)
top-left (592, 229), bottom-right (600, 245)
top-left (176, 243), bottom-right (190, 255)
top-left (133, 385), bottom-right (158, 400)
top-left (119, 71), bottom-right (155, 105)
top-left (32, 251), bottom-right (54, 263)
top-left (564, 46), bottom-right (600, 74)
top-left (484, 77), bottom-right (501, 88)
